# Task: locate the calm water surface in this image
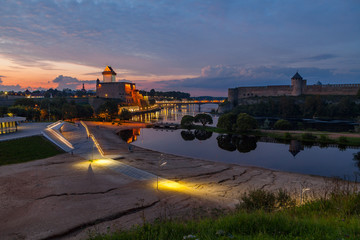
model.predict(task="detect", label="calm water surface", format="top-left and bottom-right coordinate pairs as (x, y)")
top-left (127, 103), bottom-right (360, 180)
top-left (129, 128), bottom-right (360, 181)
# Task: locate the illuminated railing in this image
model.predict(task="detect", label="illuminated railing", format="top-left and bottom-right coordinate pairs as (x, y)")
top-left (89, 133), bottom-right (104, 157)
top-left (42, 121), bottom-right (74, 152)
top-left (80, 121), bottom-right (90, 138)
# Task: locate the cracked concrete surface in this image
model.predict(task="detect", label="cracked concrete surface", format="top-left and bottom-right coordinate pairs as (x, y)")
top-left (1, 121), bottom-right (358, 240)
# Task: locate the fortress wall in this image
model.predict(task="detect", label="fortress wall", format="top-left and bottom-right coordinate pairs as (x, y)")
top-left (235, 85), bottom-right (292, 99)
top-left (304, 84), bottom-right (360, 95)
top-left (96, 82), bottom-right (126, 99)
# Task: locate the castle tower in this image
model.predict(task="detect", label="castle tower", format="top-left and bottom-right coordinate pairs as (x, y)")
top-left (291, 72), bottom-right (303, 96)
top-left (102, 66), bottom-right (116, 82)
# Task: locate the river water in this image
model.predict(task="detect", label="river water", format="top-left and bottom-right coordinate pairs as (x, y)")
top-left (127, 104), bottom-right (360, 181)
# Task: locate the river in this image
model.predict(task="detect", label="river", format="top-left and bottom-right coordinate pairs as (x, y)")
top-left (126, 104), bottom-right (360, 181)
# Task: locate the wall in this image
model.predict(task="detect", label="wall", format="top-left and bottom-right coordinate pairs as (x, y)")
top-left (304, 84), bottom-right (360, 96)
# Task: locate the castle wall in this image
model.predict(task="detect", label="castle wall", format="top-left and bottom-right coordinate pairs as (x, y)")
top-left (304, 84), bottom-right (360, 95)
top-left (233, 85), bottom-right (292, 99)
top-left (96, 82), bottom-right (136, 103)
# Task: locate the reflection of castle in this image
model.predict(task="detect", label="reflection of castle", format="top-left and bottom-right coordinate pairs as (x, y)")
top-left (288, 140), bottom-right (304, 157)
top-left (96, 66), bottom-right (146, 106)
top-left (229, 72), bottom-right (360, 105)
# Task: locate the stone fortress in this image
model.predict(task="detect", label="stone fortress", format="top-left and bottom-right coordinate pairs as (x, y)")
top-left (228, 72), bottom-right (360, 106)
top-left (96, 66), bottom-right (145, 106)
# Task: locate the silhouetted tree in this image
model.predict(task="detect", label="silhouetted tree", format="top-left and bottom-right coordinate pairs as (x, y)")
top-left (181, 115), bottom-right (195, 129)
top-left (194, 113), bottom-right (213, 126)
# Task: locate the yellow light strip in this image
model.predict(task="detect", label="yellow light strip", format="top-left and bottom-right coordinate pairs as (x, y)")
top-left (90, 134), bottom-right (104, 157)
top-left (47, 128), bottom-right (74, 149)
top-left (80, 121), bottom-right (90, 137)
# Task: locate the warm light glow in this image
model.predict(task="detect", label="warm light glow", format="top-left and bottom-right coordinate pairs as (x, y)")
top-left (153, 179), bottom-right (188, 192)
top-left (73, 158), bottom-right (118, 170)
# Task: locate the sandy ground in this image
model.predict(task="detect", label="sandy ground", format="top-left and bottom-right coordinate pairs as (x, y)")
top-left (0, 121), bottom-right (358, 240)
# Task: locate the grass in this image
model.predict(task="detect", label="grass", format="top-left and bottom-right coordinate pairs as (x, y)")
top-left (0, 136), bottom-right (64, 165)
top-left (89, 189), bottom-right (360, 240)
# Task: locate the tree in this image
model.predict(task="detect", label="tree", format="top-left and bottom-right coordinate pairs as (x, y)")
top-left (274, 119), bottom-right (292, 130)
top-left (194, 113), bottom-right (213, 126)
top-left (62, 103), bottom-right (77, 120)
top-left (14, 98), bottom-right (37, 107)
top-left (236, 113), bottom-right (258, 132)
top-left (181, 115), bottom-right (195, 129)
top-left (97, 101), bottom-right (118, 120)
top-left (217, 112), bottom-right (237, 132)
top-left (119, 109), bottom-right (132, 120)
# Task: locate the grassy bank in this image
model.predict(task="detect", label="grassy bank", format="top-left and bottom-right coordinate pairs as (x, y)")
top-left (90, 190), bottom-right (360, 240)
top-left (0, 136), bottom-right (64, 165)
top-left (190, 125), bottom-right (360, 147)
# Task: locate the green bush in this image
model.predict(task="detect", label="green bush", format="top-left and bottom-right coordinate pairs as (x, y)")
top-left (274, 119), bottom-right (291, 130)
top-left (237, 189), bottom-right (294, 212)
top-left (236, 113), bottom-right (258, 132)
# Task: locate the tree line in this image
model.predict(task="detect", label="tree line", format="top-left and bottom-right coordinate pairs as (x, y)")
top-left (231, 95), bottom-right (360, 120)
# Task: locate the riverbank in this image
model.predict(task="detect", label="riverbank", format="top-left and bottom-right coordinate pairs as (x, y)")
top-left (192, 125), bottom-right (360, 146)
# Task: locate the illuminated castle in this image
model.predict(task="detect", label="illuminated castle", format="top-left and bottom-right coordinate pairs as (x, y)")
top-left (96, 66), bottom-right (145, 106)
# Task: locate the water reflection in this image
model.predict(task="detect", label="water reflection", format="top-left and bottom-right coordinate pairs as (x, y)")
top-left (118, 128), bottom-right (140, 143)
top-left (216, 134), bottom-right (258, 153)
top-left (131, 104), bottom-right (218, 124)
top-left (126, 128), bottom-right (360, 180)
top-left (289, 140), bottom-right (304, 157)
top-left (180, 129), bottom-right (213, 141)
top-left (353, 152), bottom-right (360, 169)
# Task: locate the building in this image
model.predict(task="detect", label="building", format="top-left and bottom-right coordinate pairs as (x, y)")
top-left (96, 66), bottom-right (147, 106)
top-left (0, 116), bottom-right (26, 135)
top-left (228, 72), bottom-right (360, 106)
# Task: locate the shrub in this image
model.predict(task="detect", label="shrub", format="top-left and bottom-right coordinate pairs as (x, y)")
top-left (238, 189), bottom-right (295, 212)
top-left (236, 113), bottom-right (258, 132)
top-left (274, 119), bottom-right (291, 130)
top-left (217, 112), bottom-right (237, 132)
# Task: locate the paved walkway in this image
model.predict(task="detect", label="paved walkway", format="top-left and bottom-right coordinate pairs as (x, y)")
top-left (64, 123), bottom-right (156, 180)
top-left (0, 122), bottom-right (50, 142)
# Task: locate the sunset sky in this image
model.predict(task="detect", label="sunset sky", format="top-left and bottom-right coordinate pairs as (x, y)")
top-left (0, 0), bottom-right (359, 96)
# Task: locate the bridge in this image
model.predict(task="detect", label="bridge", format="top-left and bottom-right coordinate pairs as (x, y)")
top-left (156, 100), bottom-right (225, 105)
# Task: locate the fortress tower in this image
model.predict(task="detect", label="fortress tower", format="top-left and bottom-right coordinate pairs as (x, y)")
top-left (291, 72), bottom-right (306, 96)
top-left (102, 66), bottom-right (116, 82)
